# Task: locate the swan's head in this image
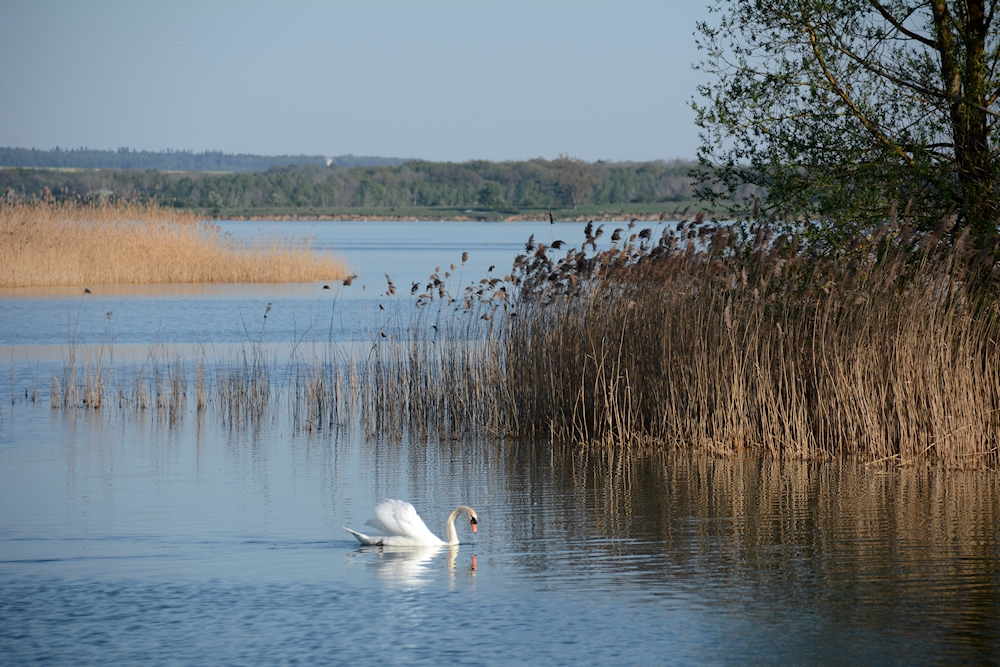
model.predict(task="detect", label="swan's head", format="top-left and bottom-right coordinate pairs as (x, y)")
top-left (462, 506), bottom-right (478, 534)
top-left (448, 505), bottom-right (479, 540)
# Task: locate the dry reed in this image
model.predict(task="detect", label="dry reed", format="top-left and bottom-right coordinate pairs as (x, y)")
top-left (47, 338), bottom-right (190, 424)
top-left (287, 215), bottom-right (1000, 468)
top-left (488, 218), bottom-right (1000, 467)
top-left (0, 200), bottom-right (348, 287)
top-left (37, 211), bottom-right (1000, 469)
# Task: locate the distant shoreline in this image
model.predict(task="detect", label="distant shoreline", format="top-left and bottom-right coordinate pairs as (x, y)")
top-left (202, 201), bottom-right (716, 223)
top-left (214, 209), bottom-right (708, 223)
top-left (0, 157), bottom-right (716, 222)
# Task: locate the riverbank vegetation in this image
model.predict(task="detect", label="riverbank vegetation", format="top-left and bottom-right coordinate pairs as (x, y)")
top-left (496, 219), bottom-right (1000, 468)
top-left (344, 217), bottom-right (999, 468)
top-left (36, 216), bottom-right (1000, 468)
top-left (694, 0), bottom-right (1000, 250)
top-left (0, 200), bottom-right (348, 287)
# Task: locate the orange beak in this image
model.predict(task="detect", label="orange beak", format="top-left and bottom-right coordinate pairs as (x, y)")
top-left (471, 518), bottom-right (478, 534)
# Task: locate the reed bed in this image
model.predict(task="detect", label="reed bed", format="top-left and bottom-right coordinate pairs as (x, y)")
top-left (487, 219), bottom-right (1000, 467)
top-left (284, 281), bottom-right (505, 442)
top-left (216, 339), bottom-right (274, 428)
top-left (35, 212), bottom-right (1000, 468)
top-left (286, 215), bottom-right (1000, 468)
top-left (0, 200), bottom-right (348, 287)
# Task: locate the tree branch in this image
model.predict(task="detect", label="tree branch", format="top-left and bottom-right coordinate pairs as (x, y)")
top-left (803, 20), bottom-right (916, 166)
top-left (869, 1), bottom-right (940, 49)
top-left (829, 41), bottom-right (1000, 118)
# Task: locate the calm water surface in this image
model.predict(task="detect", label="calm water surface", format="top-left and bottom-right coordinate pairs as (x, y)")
top-left (1, 221), bottom-right (999, 665)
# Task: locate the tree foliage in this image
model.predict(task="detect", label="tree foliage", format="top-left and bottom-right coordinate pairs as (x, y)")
top-left (694, 0), bottom-right (1000, 248)
top-left (553, 155), bottom-right (598, 208)
top-left (0, 159), bottom-right (697, 211)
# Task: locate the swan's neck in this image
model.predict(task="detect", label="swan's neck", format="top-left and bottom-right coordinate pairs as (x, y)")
top-left (445, 507), bottom-right (465, 546)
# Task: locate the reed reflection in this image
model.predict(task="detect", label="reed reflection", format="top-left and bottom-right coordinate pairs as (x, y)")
top-left (509, 445), bottom-right (1000, 656)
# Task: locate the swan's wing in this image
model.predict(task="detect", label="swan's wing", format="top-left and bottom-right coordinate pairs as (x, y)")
top-left (364, 499), bottom-right (407, 534)
top-left (366, 499), bottom-right (442, 543)
top-left (366, 499), bottom-right (417, 535)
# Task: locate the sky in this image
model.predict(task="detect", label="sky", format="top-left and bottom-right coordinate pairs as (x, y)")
top-left (0, 1), bottom-right (713, 163)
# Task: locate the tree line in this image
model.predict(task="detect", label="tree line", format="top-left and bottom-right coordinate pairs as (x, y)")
top-left (0, 147), bottom-right (405, 173)
top-left (0, 157), bottom-right (698, 211)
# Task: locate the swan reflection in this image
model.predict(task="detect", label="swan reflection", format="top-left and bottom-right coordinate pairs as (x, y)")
top-left (358, 545), bottom-right (475, 585)
top-left (369, 545), bottom-right (441, 585)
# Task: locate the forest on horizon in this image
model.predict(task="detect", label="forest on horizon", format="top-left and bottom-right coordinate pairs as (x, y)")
top-left (0, 147), bottom-right (407, 172)
top-left (0, 152), bottom-right (702, 215)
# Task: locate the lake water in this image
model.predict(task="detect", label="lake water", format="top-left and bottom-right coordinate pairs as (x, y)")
top-left (1, 221), bottom-right (999, 666)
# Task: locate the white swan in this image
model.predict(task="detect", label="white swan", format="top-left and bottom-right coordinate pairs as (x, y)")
top-left (344, 499), bottom-right (478, 546)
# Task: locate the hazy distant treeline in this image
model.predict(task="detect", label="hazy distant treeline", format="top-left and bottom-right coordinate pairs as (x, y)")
top-left (0, 157), bottom-right (698, 210)
top-left (0, 147), bottom-right (405, 172)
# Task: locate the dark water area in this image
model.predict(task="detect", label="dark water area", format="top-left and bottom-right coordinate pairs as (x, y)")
top-left (1, 221), bottom-right (999, 665)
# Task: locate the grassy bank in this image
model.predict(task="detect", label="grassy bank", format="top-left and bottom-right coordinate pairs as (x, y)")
top-left (0, 201), bottom-right (349, 288)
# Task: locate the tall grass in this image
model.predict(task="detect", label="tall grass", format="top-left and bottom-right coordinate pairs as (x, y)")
top-left (36, 212), bottom-right (1000, 468)
top-left (0, 200), bottom-right (348, 287)
top-left (288, 216), bottom-right (999, 468)
top-left (490, 218), bottom-right (1000, 467)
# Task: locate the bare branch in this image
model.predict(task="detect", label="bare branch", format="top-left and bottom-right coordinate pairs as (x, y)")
top-left (869, 1), bottom-right (940, 49)
top-left (829, 40), bottom-right (1000, 117)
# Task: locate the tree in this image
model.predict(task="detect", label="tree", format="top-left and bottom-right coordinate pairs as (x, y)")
top-left (478, 181), bottom-right (506, 210)
top-left (693, 1), bottom-right (1000, 248)
top-left (553, 155), bottom-right (596, 208)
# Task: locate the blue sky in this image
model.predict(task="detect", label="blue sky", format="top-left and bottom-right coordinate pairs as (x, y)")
top-left (0, 1), bottom-right (712, 162)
